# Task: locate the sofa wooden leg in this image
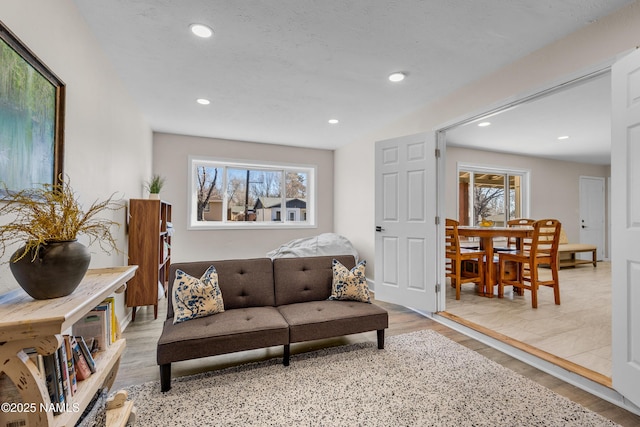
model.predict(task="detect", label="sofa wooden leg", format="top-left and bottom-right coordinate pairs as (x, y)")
top-left (283, 344), bottom-right (290, 366)
top-left (160, 364), bottom-right (171, 392)
top-left (377, 329), bottom-right (385, 350)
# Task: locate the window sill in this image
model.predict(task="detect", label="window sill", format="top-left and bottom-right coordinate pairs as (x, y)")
top-left (187, 222), bottom-right (318, 231)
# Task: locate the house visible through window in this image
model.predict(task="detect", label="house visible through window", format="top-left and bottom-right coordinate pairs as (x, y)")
top-left (189, 157), bottom-right (316, 229)
top-left (457, 164), bottom-right (529, 226)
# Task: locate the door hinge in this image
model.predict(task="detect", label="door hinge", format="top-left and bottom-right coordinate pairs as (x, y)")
top-left (435, 148), bottom-right (441, 158)
top-left (435, 283), bottom-right (441, 293)
top-left (435, 216), bottom-right (440, 225)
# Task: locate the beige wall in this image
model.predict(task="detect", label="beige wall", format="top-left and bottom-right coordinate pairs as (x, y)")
top-left (0, 1), bottom-right (152, 324)
top-left (335, 1), bottom-right (640, 278)
top-left (153, 132), bottom-right (334, 262)
top-left (445, 147), bottom-right (610, 245)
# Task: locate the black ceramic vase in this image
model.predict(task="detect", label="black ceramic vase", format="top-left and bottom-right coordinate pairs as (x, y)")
top-left (9, 240), bottom-right (91, 300)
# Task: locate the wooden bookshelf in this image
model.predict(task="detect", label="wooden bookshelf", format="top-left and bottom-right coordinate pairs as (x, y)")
top-left (126, 199), bottom-right (172, 321)
top-left (0, 266), bottom-right (137, 427)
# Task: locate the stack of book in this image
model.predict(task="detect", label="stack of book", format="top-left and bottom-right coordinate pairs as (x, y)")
top-left (42, 296), bottom-right (119, 413)
top-left (40, 335), bottom-right (97, 414)
top-left (72, 297), bottom-right (118, 352)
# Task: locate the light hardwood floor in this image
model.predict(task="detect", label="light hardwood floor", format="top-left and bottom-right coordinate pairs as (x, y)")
top-left (445, 261), bottom-right (612, 378)
top-left (114, 293), bottom-right (640, 426)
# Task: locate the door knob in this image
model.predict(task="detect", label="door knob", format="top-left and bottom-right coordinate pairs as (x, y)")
top-left (375, 226), bottom-right (385, 232)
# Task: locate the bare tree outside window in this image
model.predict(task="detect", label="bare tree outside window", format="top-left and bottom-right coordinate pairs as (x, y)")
top-left (286, 172), bottom-right (306, 198)
top-left (252, 171), bottom-right (280, 198)
top-left (196, 166), bottom-right (221, 221)
top-left (473, 186), bottom-right (505, 223)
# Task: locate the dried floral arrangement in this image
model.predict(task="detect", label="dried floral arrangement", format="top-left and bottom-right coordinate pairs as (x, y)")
top-left (0, 178), bottom-right (122, 262)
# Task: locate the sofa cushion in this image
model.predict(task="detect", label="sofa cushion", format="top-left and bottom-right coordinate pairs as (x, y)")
top-left (278, 300), bottom-right (388, 344)
top-left (559, 227), bottom-right (569, 245)
top-left (167, 258), bottom-right (275, 319)
top-left (172, 266), bottom-right (224, 324)
top-left (329, 259), bottom-right (370, 303)
top-left (157, 306), bottom-right (289, 365)
top-left (273, 255), bottom-right (356, 306)
top-left (559, 243), bottom-right (597, 252)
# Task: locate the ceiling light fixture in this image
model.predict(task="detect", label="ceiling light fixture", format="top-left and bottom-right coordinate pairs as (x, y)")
top-left (196, 98), bottom-right (210, 105)
top-left (190, 23), bottom-right (213, 38)
top-left (388, 72), bottom-right (406, 82)
top-left (328, 119), bottom-right (339, 124)
top-left (558, 135), bottom-right (570, 140)
top-left (477, 122), bottom-right (491, 127)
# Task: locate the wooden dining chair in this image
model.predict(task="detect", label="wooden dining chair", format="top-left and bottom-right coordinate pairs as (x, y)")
top-left (493, 218), bottom-right (536, 252)
top-left (497, 219), bottom-right (561, 308)
top-left (445, 218), bottom-right (485, 299)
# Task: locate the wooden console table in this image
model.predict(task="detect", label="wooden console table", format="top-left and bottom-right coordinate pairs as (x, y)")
top-left (0, 266), bottom-right (137, 427)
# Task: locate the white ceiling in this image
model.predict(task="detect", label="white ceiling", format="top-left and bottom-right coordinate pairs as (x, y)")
top-left (446, 72), bottom-right (612, 165)
top-left (73, 0), bottom-right (630, 160)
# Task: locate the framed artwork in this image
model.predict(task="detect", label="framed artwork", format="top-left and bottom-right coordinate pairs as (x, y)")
top-left (0, 19), bottom-right (65, 196)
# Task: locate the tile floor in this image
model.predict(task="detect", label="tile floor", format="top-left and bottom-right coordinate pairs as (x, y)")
top-left (445, 261), bottom-right (612, 377)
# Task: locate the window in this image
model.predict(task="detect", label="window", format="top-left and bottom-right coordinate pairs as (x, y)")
top-left (457, 163), bottom-right (529, 227)
top-left (189, 157), bottom-right (316, 229)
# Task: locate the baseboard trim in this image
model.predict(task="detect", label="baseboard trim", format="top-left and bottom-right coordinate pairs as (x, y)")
top-left (367, 278), bottom-right (375, 293)
top-left (120, 308), bottom-right (133, 332)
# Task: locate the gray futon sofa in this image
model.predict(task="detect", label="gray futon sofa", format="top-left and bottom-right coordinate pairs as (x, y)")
top-left (157, 255), bottom-right (388, 391)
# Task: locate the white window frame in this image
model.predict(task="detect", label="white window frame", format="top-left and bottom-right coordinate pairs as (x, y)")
top-left (456, 162), bottom-right (531, 225)
top-left (188, 156), bottom-right (317, 230)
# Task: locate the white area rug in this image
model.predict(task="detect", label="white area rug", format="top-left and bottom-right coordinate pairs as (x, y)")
top-left (125, 330), bottom-right (617, 426)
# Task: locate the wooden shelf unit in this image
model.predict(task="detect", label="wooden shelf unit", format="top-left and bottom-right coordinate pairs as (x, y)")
top-left (0, 266), bottom-right (137, 427)
top-left (126, 199), bottom-right (172, 321)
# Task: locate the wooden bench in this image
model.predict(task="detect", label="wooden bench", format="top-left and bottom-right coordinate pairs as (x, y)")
top-left (558, 228), bottom-right (597, 268)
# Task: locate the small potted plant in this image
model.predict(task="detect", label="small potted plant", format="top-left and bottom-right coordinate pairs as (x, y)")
top-left (0, 178), bottom-right (122, 299)
top-left (145, 174), bottom-right (165, 199)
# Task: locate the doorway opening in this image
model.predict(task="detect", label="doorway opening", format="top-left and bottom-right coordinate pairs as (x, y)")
top-left (438, 69), bottom-right (612, 385)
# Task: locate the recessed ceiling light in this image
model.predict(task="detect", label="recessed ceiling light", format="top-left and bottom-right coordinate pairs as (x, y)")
top-left (558, 135), bottom-right (570, 140)
top-left (388, 72), bottom-right (406, 82)
top-left (190, 23), bottom-right (213, 38)
top-left (328, 119), bottom-right (339, 124)
top-left (196, 98), bottom-right (210, 105)
top-left (478, 122), bottom-right (491, 127)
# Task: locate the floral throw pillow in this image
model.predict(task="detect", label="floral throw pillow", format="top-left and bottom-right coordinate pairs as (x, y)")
top-left (172, 265), bottom-right (224, 324)
top-left (329, 259), bottom-right (371, 303)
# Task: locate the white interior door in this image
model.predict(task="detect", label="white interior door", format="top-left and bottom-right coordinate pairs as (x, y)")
top-left (579, 176), bottom-right (605, 260)
top-left (611, 47), bottom-right (640, 407)
top-left (374, 133), bottom-right (437, 312)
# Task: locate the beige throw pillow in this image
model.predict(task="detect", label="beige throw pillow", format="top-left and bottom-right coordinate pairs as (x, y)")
top-left (172, 265), bottom-right (224, 324)
top-left (329, 259), bottom-right (371, 303)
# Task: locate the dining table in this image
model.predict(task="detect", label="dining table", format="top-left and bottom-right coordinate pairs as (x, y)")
top-left (457, 225), bottom-right (534, 297)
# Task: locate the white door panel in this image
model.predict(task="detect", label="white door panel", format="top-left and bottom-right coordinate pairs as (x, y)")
top-left (375, 133), bottom-right (437, 312)
top-left (611, 47), bottom-right (640, 407)
top-left (579, 176), bottom-right (605, 260)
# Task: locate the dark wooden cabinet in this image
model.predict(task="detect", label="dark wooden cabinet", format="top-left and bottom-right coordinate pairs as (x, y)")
top-left (126, 199), bottom-right (172, 320)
